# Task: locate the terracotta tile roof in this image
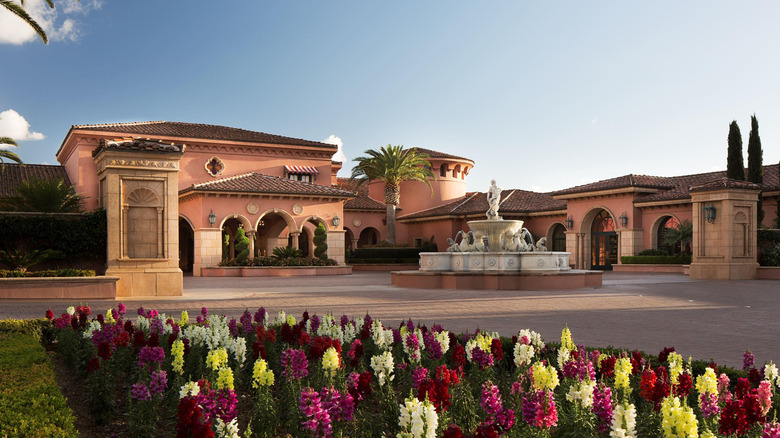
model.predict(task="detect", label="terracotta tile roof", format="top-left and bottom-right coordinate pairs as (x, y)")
top-left (410, 147), bottom-right (474, 163)
top-left (182, 172), bottom-right (355, 198)
top-left (689, 177), bottom-right (762, 193)
top-left (551, 174), bottom-right (677, 196)
top-left (398, 189), bottom-right (565, 221)
top-left (335, 178), bottom-right (386, 211)
top-left (0, 163), bottom-right (71, 197)
top-left (91, 137), bottom-right (185, 157)
top-left (73, 121), bottom-right (337, 149)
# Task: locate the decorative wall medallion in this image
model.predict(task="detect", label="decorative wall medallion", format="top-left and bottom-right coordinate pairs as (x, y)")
top-left (454, 260), bottom-right (461, 267)
top-left (205, 156), bottom-right (224, 177)
top-left (426, 259), bottom-right (434, 266)
top-left (488, 259), bottom-right (496, 266)
top-left (352, 218), bottom-right (362, 227)
top-left (537, 258), bottom-right (545, 267)
top-left (507, 259), bottom-right (515, 266)
top-left (292, 204), bottom-right (304, 215)
top-left (473, 259), bottom-right (481, 266)
top-left (246, 202), bottom-right (259, 215)
top-left (556, 258), bottom-right (564, 267)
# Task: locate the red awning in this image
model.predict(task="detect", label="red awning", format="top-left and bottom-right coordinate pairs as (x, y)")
top-left (285, 165), bottom-right (319, 174)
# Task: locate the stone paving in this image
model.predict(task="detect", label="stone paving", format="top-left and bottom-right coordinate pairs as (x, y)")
top-left (1, 271), bottom-right (778, 368)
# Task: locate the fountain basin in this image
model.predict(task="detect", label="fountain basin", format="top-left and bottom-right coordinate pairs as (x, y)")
top-left (419, 251), bottom-right (571, 272)
top-left (467, 219), bottom-right (523, 250)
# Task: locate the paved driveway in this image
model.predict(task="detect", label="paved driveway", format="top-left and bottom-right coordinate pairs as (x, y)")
top-left (2, 271), bottom-right (778, 368)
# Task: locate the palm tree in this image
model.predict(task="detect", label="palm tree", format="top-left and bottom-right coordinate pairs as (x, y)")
top-left (661, 220), bottom-right (693, 255)
top-left (1, 176), bottom-right (83, 212)
top-left (1, 0), bottom-right (53, 44)
top-left (0, 137), bottom-right (23, 170)
top-left (351, 145), bottom-right (434, 244)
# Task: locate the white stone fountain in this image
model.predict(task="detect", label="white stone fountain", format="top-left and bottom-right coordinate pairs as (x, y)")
top-left (418, 180), bottom-right (571, 273)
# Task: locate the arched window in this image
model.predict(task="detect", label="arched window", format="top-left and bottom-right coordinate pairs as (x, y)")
top-left (591, 210), bottom-right (615, 233)
top-left (439, 164), bottom-right (449, 178)
top-left (551, 224), bottom-right (566, 252)
top-left (657, 216), bottom-right (680, 254)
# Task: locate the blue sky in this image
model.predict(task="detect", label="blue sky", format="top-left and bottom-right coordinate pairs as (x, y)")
top-left (2, 1), bottom-right (779, 193)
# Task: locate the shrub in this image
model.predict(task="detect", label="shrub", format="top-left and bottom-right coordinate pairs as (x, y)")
top-left (620, 254), bottom-right (692, 264)
top-left (0, 210), bottom-right (106, 259)
top-left (0, 249), bottom-right (64, 272)
top-left (0, 318), bottom-right (54, 342)
top-left (0, 269), bottom-right (95, 278)
top-left (313, 223), bottom-right (328, 259)
top-left (0, 333), bottom-right (77, 438)
top-left (234, 228), bottom-right (251, 261)
top-left (637, 248), bottom-right (666, 256)
top-left (760, 243), bottom-right (780, 267)
top-left (272, 246), bottom-right (303, 259)
top-left (218, 256), bottom-right (337, 267)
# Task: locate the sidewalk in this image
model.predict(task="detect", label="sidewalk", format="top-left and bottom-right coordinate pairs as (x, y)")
top-left (1, 271), bottom-right (776, 368)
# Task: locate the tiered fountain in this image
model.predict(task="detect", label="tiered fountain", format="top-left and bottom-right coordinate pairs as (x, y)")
top-left (391, 180), bottom-right (602, 290)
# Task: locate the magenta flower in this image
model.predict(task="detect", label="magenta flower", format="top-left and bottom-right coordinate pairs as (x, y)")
top-left (522, 389), bottom-right (556, 429)
top-left (471, 347), bottom-right (494, 368)
top-left (591, 384), bottom-right (613, 433)
top-left (412, 367), bottom-right (429, 390)
top-left (131, 382), bottom-right (151, 401)
top-left (150, 370), bottom-right (168, 397)
top-left (117, 302), bottom-right (126, 316)
top-left (481, 382), bottom-right (515, 432)
top-left (138, 346), bottom-right (165, 369)
top-left (700, 392), bottom-right (720, 418)
top-left (282, 348), bottom-right (309, 380)
top-left (763, 422), bottom-right (780, 438)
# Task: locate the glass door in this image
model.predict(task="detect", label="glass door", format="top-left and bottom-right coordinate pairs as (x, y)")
top-left (592, 231), bottom-right (618, 270)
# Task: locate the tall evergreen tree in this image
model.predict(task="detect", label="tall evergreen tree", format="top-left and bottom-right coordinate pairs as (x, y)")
top-left (747, 114), bottom-right (764, 225)
top-left (727, 121), bottom-right (745, 180)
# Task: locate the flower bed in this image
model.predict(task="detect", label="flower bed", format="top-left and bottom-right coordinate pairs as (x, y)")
top-left (40, 303), bottom-right (780, 437)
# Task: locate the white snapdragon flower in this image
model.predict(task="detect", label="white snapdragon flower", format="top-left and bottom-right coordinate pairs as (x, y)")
top-left (179, 381), bottom-right (200, 399)
top-left (434, 331), bottom-right (450, 355)
top-left (371, 320), bottom-right (394, 351)
top-left (66, 306), bottom-right (76, 316)
top-left (518, 329), bottom-right (545, 350)
top-left (370, 351), bottom-right (395, 386)
top-left (514, 343), bottom-right (535, 367)
top-left (82, 320), bottom-right (101, 339)
top-left (566, 379), bottom-right (596, 408)
top-left (610, 402), bottom-right (637, 438)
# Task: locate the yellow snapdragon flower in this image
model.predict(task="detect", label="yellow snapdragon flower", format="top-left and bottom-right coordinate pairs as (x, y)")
top-left (661, 396), bottom-right (698, 438)
top-left (531, 362), bottom-right (559, 391)
top-left (615, 357), bottom-right (633, 390)
top-left (206, 348), bottom-right (229, 370)
top-left (695, 367), bottom-right (718, 395)
top-left (252, 358), bottom-right (274, 388)
top-left (561, 325), bottom-right (575, 351)
top-left (179, 310), bottom-right (189, 325)
top-left (171, 339), bottom-right (185, 374)
top-left (217, 367), bottom-right (234, 390)
top-left (322, 346), bottom-right (340, 377)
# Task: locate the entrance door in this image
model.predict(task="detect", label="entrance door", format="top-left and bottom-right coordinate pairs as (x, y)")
top-left (591, 210), bottom-right (617, 270)
top-left (592, 232), bottom-right (618, 270)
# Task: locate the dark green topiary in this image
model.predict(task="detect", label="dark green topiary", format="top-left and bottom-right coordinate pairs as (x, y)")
top-left (747, 115), bottom-right (764, 225)
top-left (313, 223), bottom-right (328, 259)
top-left (727, 121), bottom-right (745, 181)
top-left (234, 228), bottom-right (250, 261)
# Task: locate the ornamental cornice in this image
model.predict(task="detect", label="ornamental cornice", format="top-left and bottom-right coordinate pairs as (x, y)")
top-left (106, 159), bottom-right (179, 170)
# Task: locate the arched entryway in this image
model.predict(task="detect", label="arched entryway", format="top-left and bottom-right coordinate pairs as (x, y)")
top-left (591, 210), bottom-right (617, 270)
top-left (344, 227), bottom-right (356, 251)
top-left (221, 217), bottom-right (245, 260)
top-left (178, 216), bottom-right (194, 273)
top-left (256, 210), bottom-right (295, 257)
top-left (655, 215), bottom-right (681, 254)
top-left (358, 227), bottom-right (379, 247)
top-left (549, 223), bottom-right (566, 252)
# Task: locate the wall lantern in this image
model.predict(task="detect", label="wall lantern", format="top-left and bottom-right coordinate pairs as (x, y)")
top-left (619, 212), bottom-right (629, 228)
top-left (208, 209), bottom-right (216, 227)
top-left (332, 215), bottom-right (341, 227)
top-left (565, 216), bottom-right (574, 230)
top-left (703, 203), bottom-right (716, 224)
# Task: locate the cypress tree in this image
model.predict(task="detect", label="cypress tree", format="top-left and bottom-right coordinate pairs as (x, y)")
top-left (727, 121), bottom-right (745, 180)
top-left (747, 115), bottom-right (764, 225)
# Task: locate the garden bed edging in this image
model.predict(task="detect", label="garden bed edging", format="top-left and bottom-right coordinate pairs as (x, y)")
top-left (0, 276), bottom-right (118, 299)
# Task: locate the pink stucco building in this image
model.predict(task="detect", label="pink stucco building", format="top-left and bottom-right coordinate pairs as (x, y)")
top-left (16, 119), bottom-right (772, 275)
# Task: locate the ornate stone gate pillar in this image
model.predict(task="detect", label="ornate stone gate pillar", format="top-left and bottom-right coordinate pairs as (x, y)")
top-left (94, 139), bottom-right (184, 296)
top-left (689, 178), bottom-right (760, 280)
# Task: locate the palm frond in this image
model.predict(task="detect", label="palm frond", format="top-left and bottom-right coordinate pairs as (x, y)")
top-left (0, 0), bottom-right (49, 44)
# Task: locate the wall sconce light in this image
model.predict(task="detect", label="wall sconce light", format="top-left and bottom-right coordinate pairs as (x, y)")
top-left (619, 212), bottom-right (629, 228)
top-left (565, 216), bottom-right (574, 230)
top-left (332, 215), bottom-right (341, 227)
top-left (703, 203), bottom-right (716, 224)
top-left (208, 209), bottom-right (216, 227)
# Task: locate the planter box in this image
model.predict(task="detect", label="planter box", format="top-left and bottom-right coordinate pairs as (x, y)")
top-left (612, 264), bottom-right (688, 274)
top-left (201, 266), bottom-right (352, 277)
top-left (0, 276), bottom-right (118, 299)
top-left (758, 267), bottom-right (780, 280)
top-left (350, 264), bottom-right (419, 272)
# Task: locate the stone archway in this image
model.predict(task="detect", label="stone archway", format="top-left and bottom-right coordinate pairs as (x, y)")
top-left (358, 227), bottom-right (380, 248)
top-left (256, 209), bottom-right (296, 257)
top-left (178, 215), bottom-right (195, 273)
top-left (546, 222), bottom-right (567, 252)
top-left (578, 206), bottom-right (619, 270)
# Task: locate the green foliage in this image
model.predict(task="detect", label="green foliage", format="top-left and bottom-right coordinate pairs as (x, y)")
top-left (620, 254), bottom-right (692, 264)
top-left (0, 318), bottom-right (53, 343)
top-left (759, 243), bottom-right (780, 267)
top-left (0, 248), bottom-right (63, 272)
top-left (313, 223), bottom-right (328, 259)
top-left (272, 246), bottom-right (304, 259)
top-left (637, 248), bottom-right (666, 256)
top-left (660, 219), bottom-right (693, 255)
top-left (219, 255), bottom-right (337, 267)
top-left (0, 148), bottom-right (22, 169)
top-left (0, 268), bottom-right (96, 278)
top-left (0, 333), bottom-right (77, 438)
top-left (0, 210), bottom-right (107, 259)
top-left (234, 227), bottom-right (250, 261)
top-left (1, 177), bottom-right (84, 213)
top-left (419, 235), bottom-right (438, 252)
top-left (747, 115), bottom-right (764, 225)
top-left (727, 120), bottom-right (745, 180)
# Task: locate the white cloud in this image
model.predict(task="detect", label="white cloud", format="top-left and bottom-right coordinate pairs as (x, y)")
top-left (0, 109), bottom-right (45, 142)
top-left (0, 0), bottom-right (101, 45)
top-left (323, 134), bottom-right (347, 164)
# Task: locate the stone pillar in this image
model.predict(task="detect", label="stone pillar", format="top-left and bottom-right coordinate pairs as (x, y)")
top-left (247, 230), bottom-right (256, 258)
top-left (618, 229), bottom-right (644, 261)
top-left (94, 140), bottom-right (184, 296)
top-left (565, 231), bottom-right (578, 269)
top-left (290, 232), bottom-right (300, 249)
top-left (327, 230), bottom-right (346, 265)
top-left (193, 228), bottom-right (223, 276)
top-left (689, 179), bottom-right (760, 280)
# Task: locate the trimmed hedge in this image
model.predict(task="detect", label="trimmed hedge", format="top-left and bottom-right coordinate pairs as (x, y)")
top-left (0, 318), bottom-right (54, 342)
top-left (620, 254), bottom-right (692, 265)
top-left (0, 269), bottom-right (96, 278)
top-left (219, 256), bottom-right (338, 267)
top-left (0, 333), bottom-right (77, 438)
top-left (349, 247), bottom-right (422, 260)
top-left (0, 210), bottom-right (106, 259)
top-left (758, 229), bottom-right (780, 246)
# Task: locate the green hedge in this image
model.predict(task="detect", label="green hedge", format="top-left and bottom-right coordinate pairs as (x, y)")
top-left (0, 269), bottom-right (96, 278)
top-left (349, 247), bottom-right (423, 260)
top-left (0, 319), bottom-right (54, 343)
top-left (219, 256), bottom-right (338, 267)
top-left (620, 254), bottom-right (692, 265)
top-left (758, 229), bottom-right (780, 246)
top-left (0, 333), bottom-right (77, 437)
top-left (0, 210), bottom-right (106, 259)
top-left (349, 258), bottom-right (420, 264)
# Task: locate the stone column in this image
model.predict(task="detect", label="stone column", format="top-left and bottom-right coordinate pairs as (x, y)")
top-left (618, 229), bottom-right (644, 261)
top-left (327, 230), bottom-right (346, 265)
top-left (689, 178), bottom-right (760, 280)
top-left (565, 231), bottom-right (578, 269)
top-left (246, 230), bottom-right (256, 258)
top-left (290, 231), bottom-right (300, 249)
top-left (193, 228), bottom-right (223, 276)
